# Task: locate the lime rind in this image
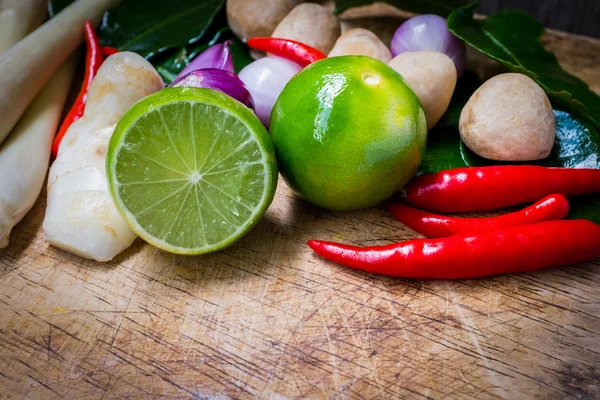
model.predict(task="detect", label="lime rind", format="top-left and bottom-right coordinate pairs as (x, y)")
top-left (270, 56), bottom-right (427, 211)
top-left (106, 88), bottom-right (277, 255)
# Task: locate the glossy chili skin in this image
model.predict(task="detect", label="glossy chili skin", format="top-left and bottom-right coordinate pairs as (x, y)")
top-left (102, 46), bottom-right (119, 56)
top-left (308, 220), bottom-right (600, 279)
top-left (389, 194), bottom-right (569, 238)
top-left (52, 21), bottom-right (105, 158)
top-left (246, 37), bottom-right (326, 67)
top-left (406, 166), bottom-right (600, 213)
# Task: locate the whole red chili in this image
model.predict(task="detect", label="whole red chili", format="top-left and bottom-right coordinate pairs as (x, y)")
top-left (247, 37), bottom-right (326, 67)
top-left (102, 46), bottom-right (119, 57)
top-left (52, 20), bottom-right (105, 158)
top-left (308, 220), bottom-right (600, 279)
top-left (389, 194), bottom-right (569, 238)
top-left (407, 166), bottom-right (600, 213)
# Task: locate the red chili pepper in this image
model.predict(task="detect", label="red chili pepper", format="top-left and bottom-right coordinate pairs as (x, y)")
top-left (407, 166), bottom-right (600, 213)
top-left (52, 21), bottom-right (105, 158)
top-left (389, 194), bottom-right (569, 238)
top-left (308, 220), bottom-right (600, 279)
top-left (247, 37), bottom-right (326, 67)
top-left (102, 46), bottom-right (119, 57)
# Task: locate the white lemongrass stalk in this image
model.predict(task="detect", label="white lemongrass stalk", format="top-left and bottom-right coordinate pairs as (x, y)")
top-left (44, 52), bottom-right (164, 262)
top-left (0, 0), bottom-right (48, 54)
top-left (0, 0), bottom-right (122, 146)
top-left (0, 56), bottom-right (77, 248)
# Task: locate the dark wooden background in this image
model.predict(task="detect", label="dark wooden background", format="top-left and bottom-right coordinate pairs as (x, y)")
top-left (478, 0), bottom-right (600, 38)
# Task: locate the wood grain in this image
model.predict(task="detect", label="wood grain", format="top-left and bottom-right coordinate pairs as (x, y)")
top-left (1, 10), bottom-right (600, 400)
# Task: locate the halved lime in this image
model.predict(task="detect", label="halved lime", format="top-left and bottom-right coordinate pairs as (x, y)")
top-left (106, 88), bottom-right (278, 255)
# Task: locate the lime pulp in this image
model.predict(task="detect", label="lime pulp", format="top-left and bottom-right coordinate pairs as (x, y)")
top-left (106, 88), bottom-right (277, 255)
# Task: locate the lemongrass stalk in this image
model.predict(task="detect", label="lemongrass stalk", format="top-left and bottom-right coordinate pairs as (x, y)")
top-left (0, 0), bottom-right (122, 146)
top-left (0, 56), bottom-right (76, 248)
top-left (0, 0), bottom-right (47, 54)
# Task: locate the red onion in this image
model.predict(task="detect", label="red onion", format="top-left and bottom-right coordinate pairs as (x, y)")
top-left (238, 57), bottom-right (302, 127)
top-left (175, 41), bottom-right (234, 81)
top-left (170, 69), bottom-right (254, 110)
top-left (391, 14), bottom-right (466, 76)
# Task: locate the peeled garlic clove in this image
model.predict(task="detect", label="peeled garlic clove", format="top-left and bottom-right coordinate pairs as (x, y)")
top-left (459, 73), bottom-right (555, 161)
top-left (272, 3), bottom-right (340, 54)
top-left (227, 0), bottom-right (304, 42)
top-left (388, 51), bottom-right (457, 129)
top-left (329, 28), bottom-right (392, 63)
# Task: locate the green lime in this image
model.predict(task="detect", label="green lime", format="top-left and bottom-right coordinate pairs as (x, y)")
top-left (106, 88), bottom-right (277, 255)
top-left (270, 56), bottom-right (427, 211)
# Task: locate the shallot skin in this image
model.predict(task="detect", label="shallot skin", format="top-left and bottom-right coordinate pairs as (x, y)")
top-left (391, 14), bottom-right (466, 76)
top-left (170, 69), bottom-right (255, 110)
top-left (175, 41), bottom-right (235, 80)
top-left (239, 56), bottom-right (302, 127)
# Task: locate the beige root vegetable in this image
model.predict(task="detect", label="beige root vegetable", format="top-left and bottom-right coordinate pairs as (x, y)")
top-left (388, 51), bottom-right (457, 129)
top-left (271, 3), bottom-right (341, 54)
top-left (329, 28), bottom-right (392, 63)
top-left (0, 0), bottom-right (47, 54)
top-left (459, 73), bottom-right (555, 161)
top-left (0, 0), bottom-right (122, 147)
top-left (44, 52), bottom-right (163, 262)
top-left (0, 57), bottom-right (76, 248)
top-left (227, 0), bottom-right (303, 42)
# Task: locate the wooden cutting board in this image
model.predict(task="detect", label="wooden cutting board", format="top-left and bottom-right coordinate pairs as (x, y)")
top-left (2, 7), bottom-right (600, 399)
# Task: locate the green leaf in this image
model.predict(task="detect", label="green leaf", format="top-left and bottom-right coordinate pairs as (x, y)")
top-left (154, 47), bottom-right (194, 84)
top-left (48, 0), bottom-right (73, 17)
top-left (334, 0), bottom-right (467, 17)
top-left (422, 101), bottom-right (600, 223)
top-left (568, 195), bottom-right (600, 224)
top-left (99, 0), bottom-right (225, 59)
top-left (152, 26), bottom-right (226, 84)
top-left (418, 127), bottom-right (467, 175)
top-left (461, 110), bottom-right (600, 223)
top-left (448, 3), bottom-right (600, 130)
top-left (418, 71), bottom-right (480, 174)
top-left (152, 29), bottom-right (253, 85)
top-left (49, 0), bottom-right (248, 84)
top-left (461, 110), bottom-right (600, 170)
top-left (229, 37), bottom-right (254, 74)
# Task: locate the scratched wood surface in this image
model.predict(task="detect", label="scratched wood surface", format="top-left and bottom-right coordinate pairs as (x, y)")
top-left (2, 6), bottom-right (600, 400)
